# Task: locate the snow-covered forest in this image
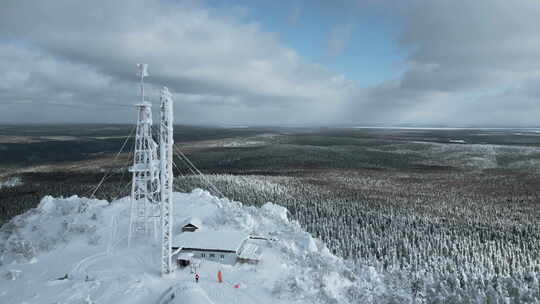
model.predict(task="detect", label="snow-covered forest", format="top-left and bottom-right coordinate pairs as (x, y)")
top-left (175, 172), bottom-right (540, 302)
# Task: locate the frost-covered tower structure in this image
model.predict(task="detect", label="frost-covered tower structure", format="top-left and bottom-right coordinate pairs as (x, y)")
top-left (159, 87), bottom-right (174, 275)
top-left (128, 64), bottom-right (161, 246)
top-left (127, 65), bottom-right (176, 275)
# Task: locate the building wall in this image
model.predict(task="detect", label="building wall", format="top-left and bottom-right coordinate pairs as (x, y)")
top-left (178, 249), bottom-right (237, 265)
top-left (182, 227), bottom-right (197, 232)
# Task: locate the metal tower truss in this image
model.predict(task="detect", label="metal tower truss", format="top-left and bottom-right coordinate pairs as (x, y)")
top-left (128, 64), bottom-right (161, 246)
top-left (159, 87), bottom-right (174, 275)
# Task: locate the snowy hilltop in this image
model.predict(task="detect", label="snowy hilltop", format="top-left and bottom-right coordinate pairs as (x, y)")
top-left (0, 189), bottom-right (404, 304)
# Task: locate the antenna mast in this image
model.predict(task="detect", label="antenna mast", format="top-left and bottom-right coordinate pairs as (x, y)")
top-left (159, 87), bottom-right (174, 275)
top-left (128, 64), bottom-right (161, 246)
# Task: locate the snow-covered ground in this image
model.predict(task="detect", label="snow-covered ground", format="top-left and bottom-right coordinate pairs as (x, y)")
top-left (0, 177), bottom-right (22, 189)
top-left (0, 190), bottom-right (394, 303)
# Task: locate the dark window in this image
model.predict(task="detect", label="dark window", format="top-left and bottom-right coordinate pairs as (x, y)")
top-left (201, 253), bottom-right (206, 258)
top-left (220, 255), bottom-right (225, 259)
top-left (210, 253), bottom-right (215, 258)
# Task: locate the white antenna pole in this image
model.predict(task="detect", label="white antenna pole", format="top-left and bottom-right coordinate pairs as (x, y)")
top-left (139, 63), bottom-right (148, 103)
top-left (160, 87), bottom-right (174, 275)
top-left (128, 64), bottom-right (160, 247)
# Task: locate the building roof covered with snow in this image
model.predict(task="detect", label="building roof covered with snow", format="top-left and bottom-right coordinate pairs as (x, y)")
top-left (237, 243), bottom-right (261, 260)
top-left (172, 230), bottom-right (248, 253)
top-left (180, 216), bottom-right (202, 228)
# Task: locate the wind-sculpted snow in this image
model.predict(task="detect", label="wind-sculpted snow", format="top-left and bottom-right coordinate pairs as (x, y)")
top-left (0, 190), bottom-right (405, 303)
top-left (0, 195), bottom-right (108, 265)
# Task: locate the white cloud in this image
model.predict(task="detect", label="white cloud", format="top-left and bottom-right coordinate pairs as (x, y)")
top-left (326, 21), bottom-right (355, 57)
top-left (3, 0), bottom-right (540, 126)
top-left (0, 0), bottom-right (354, 124)
top-left (343, 0), bottom-right (540, 126)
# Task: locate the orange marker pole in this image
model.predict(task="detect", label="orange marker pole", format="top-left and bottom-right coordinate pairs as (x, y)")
top-left (218, 270), bottom-right (223, 283)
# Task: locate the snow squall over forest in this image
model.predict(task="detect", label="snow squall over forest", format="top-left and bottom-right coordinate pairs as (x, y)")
top-left (0, 190), bottom-right (401, 303)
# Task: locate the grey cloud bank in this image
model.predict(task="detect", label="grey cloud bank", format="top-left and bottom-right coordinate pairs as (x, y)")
top-left (1, 0), bottom-right (540, 126)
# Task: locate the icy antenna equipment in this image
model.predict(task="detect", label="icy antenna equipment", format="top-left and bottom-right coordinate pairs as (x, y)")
top-left (137, 63), bottom-right (149, 104)
top-left (128, 64), bottom-right (161, 247)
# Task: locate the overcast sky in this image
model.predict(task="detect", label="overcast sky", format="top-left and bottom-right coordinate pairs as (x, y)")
top-left (1, 0), bottom-right (540, 126)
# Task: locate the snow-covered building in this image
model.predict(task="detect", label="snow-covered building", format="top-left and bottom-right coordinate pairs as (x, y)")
top-left (172, 230), bottom-right (261, 267)
top-left (237, 242), bottom-right (262, 264)
top-left (179, 216), bottom-right (202, 232)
